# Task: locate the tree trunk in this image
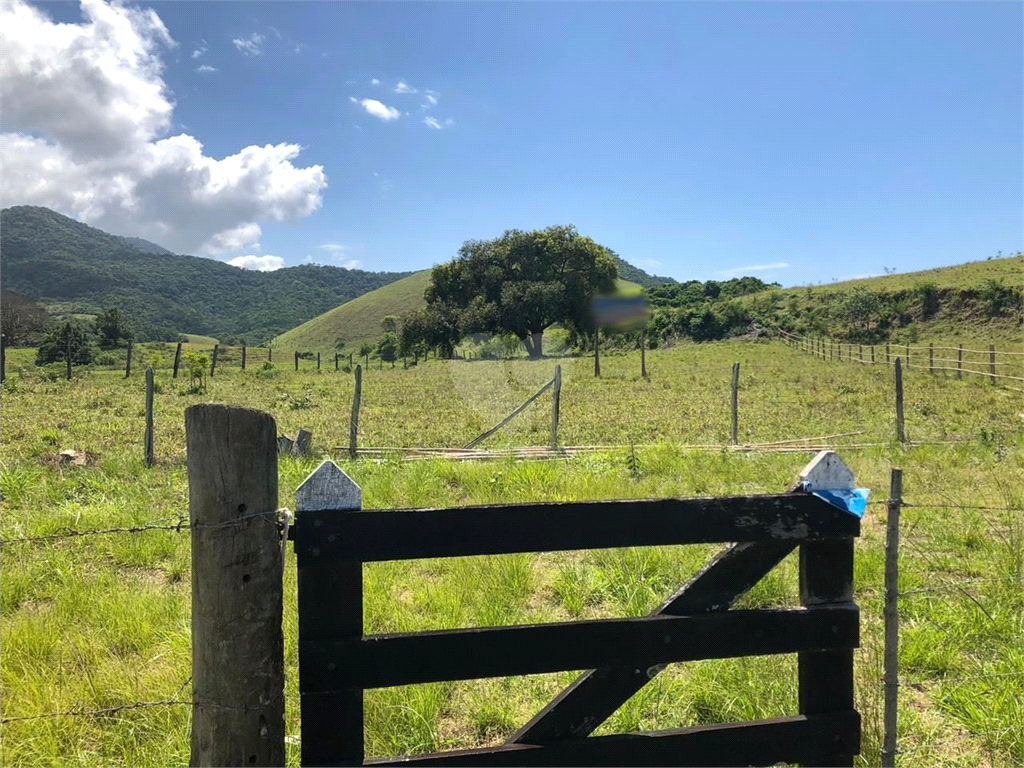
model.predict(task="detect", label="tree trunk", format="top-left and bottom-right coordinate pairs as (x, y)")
top-left (523, 332), bottom-right (543, 359)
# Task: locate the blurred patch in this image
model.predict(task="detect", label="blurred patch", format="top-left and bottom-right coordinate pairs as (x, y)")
top-left (591, 295), bottom-right (650, 332)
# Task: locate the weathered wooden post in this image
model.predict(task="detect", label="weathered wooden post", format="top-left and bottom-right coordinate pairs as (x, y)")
top-left (295, 461), bottom-right (363, 766)
top-left (895, 357), bottom-right (905, 444)
top-left (885, 344), bottom-right (890, 364)
top-left (0, 333), bottom-right (6, 383)
top-left (403, 357), bottom-right (407, 370)
top-left (989, 345), bottom-right (996, 385)
top-left (349, 353), bottom-right (353, 368)
top-left (730, 362), bottom-right (740, 445)
top-left (859, 344), bottom-right (863, 362)
top-left (349, 365), bottom-right (362, 459)
top-left (905, 344), bottom-right (910, 369)
top-left (268, 345), bottom-right (272, 362)
top-left (210, 344), bottom-right (219, 377)
top-left (295, 351), bottom-right (299, 372)
top-left (957, 345), bottom-right (963, 380)
top-left (830, 340), bottom-right (834, 361)
top-left (144, 367), bottom-right (155, 466)
top-left (869, 346), bottom-right (874, 364)
top-left (317, 352), bottom-right (321, 371)
top-left (594, 331), bottom-right (601, 378)
top-left (125, 340), bottom-right (133, 378)
top-left (335, 353), bottom-right (339, 371)
top-left (928, 344), bottom-right (933, 374)
top-left (797, 451), bottom-right (858, 768)
top-left (66, 323), bottom-right (73, 381)
top-left (550, 364), bottom-right (562, 449)
top-left (185, 404), bottom-right (285, 767)
top-left (173, 342), bottom-right (183, 379)
top-left (242, 346), bottom-right (247, 371)
top-left (640, 329), bottom-right (648, 378)
top-left (881, 467), bottom-right (903, 768)
top-left (293, 429), bottom-right (312, 456)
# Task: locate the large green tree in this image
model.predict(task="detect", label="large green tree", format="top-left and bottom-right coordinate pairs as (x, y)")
top-left (93, 307), bottom-right (134, 348)
top-left (423, 225), bottom-right (617, 358)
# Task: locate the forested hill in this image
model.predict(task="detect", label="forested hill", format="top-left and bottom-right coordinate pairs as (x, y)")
top-left (607, 251), bottom-right (675, 287)
top-left (0, 206), bottom-right (413, 344)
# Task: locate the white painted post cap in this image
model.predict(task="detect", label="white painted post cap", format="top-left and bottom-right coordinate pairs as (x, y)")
top-left (295, 460), bottom-right (362, 511)
top-left (799, 451), bottom-right (855, 492)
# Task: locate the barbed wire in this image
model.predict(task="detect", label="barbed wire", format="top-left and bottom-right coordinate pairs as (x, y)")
top-left (0, 510), bottom-right (288, 548)
top-left (901, 672), bottom-right (1022, 687)
top-left (896, 726), bottom-right (1019, 755)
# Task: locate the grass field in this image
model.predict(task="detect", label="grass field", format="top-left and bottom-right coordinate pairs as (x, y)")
top-left (1, 339), bottom-right (1021, 767)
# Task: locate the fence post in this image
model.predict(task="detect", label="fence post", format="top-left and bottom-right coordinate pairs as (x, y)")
top-left (185, 404), bottom-right (285, 767)
top-left (594, 331), bottom-right (601, 378)
top-left (335, 353), bottom-right (339, 371)
top-left (640, 330), bottom-right (647, 379)
top-left (551, 364), bottom-right (562, 449)
top-left (881, 467), bottom-right (903, 768)
top-left (268, 345), bottom-right (272, 363)
top-left (125, 340), bottom-right (133, 378)
top-left (871, 346), bottom-right (875, 365)
top-left (928, 344), bottom-right (933, 374)
top-left (830, 340), bottom-right (834, 361)
top-left (989, 345), bottom-right (996, 385)
top-left (66, 323), bottom-right (73, 381)
top-left (349, 353), bottom-right (353, 368)
top-left (797, 452), bottom-right (857, 768)
top-left (859, 344), bottom-right (863, 362)
top-left (173, 342), bottom-right (182, 379)
top-left (730, 362), bottom-right (740, 446)
top-left (295, 461), bottom-right (364, 766)
top-left (242, 346), bottom-right (247, 371)
top-left (144, 367), bottom-right (155, 466)
top-left (295, 351), bottom-right (299, 372)
top-left (0, 333), bottom-right (5, 383)
top-left (885, 344), bottom-right (890, 364)
top-left (349, 364), bottom-right (362, 460)
top-left (895, 357), bottom-right (905, 444)
top-left (317, 352), bottom-right (321, 371)
top-left (210, 344), bottom-right (219, 378)
top-left (905, 344), bottom-right (910, 369)
top-left (957, 345), bottom-right (963, 380)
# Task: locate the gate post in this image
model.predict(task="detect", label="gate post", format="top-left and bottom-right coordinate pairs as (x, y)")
top-left (295, 461), bottom-right (364, 766)
top-left (186, 404), bottom-right (285, 767)
top-left (797, 452), bottom-right (858, 767)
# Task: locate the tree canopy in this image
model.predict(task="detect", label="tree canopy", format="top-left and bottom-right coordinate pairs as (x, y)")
top-left (417, 225), bottom-right (617, 358)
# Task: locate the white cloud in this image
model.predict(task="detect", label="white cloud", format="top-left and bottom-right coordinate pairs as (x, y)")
top-left (394, 79), bottom-right (416, 94)
top-left (641, 259), bottom-right (662, 268)
top-left (370, 78), bottom-right (381, 86)
top-left (715, 262), bottom-right (790, 276)
top-left (232, 32), bottom-right (264, 55)
top-left (358, 98), bottom-right (400, 121)
top-left (445, 118), bottom-right (455, 126)
top-left (423, 116), bottom-right (442, 130)
top-left (195, 64), bottom-right (216, 73)
top-left (191, 47), bottom-right (205, 59)
top-left (228, 254), bottom-right (284, 271)
top-left (423, 93), bottom-right (438, 106)
top-left (0, 0), bottom-right (326, 256)
top-left (340, 259), bottom-right (360, 270)
top-left (319, 243), bottom-right (347, 253)
top-left (348, 95), bottom-right (357, 103)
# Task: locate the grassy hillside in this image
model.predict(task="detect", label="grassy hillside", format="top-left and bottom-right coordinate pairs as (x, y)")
top-left (0, 206), bottom-right (412, 344)
top-left (274, 272), bottom-right (643, 352)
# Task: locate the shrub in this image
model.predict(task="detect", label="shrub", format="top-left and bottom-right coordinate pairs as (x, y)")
top-left (979, 279), bottom-right (1016, 317)
top-left (914, 282), bottom-right (940, 319)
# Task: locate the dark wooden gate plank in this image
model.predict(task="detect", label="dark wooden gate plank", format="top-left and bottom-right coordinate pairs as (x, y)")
top-left (301, 605), bottom-right (857, 691)
top-left (510, 540), bottom-right (796, 744)
top-left (363, 712), bottom-right (861, 767)
top-left (294, 494), bottom-right (859, 563)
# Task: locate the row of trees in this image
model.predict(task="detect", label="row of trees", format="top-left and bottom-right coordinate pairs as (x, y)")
top-left (33, 307), bottom-right (135, 366)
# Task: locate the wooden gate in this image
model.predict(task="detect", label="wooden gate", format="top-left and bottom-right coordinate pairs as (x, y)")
top-left (292, 453), bottom-right (861, 767)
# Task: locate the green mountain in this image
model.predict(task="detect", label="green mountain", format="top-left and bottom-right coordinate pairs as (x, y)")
top-left (607, 251), bottom-right (675, 286)
top-left (0, 206), bottom-right (413, 344)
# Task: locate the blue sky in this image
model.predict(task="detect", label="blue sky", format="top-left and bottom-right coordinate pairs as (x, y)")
top-left (6, 1), bottom-right (1023, 284)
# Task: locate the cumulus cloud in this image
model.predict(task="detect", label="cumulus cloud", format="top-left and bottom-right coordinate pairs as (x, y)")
top-left (358, 98), bottom-right (400, 121)
top-left (370, 78), bottom-right (381, 85)
top-left (228, 254), bottom-right (284, 271)
top-left (394, 79), bottom-right (416, 94)
top-left (0, 0), bottom-right (326, 256)
top-left (232, 32), bottom-right (264, 55)
top-left (423, 93), bottom-right (438, 106)
top-left (423, 116), bottom-right (442, 130)
top-left (195, 64), bottom-right (216, 73)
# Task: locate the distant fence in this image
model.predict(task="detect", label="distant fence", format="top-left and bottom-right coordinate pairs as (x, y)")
top-left (775, 329), bottom-right (1024, 389)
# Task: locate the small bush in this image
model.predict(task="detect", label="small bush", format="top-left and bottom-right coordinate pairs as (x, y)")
top-left (914, 282), bottom-right (940, 319)
top-left (94, 352), bottom-right (117, 366)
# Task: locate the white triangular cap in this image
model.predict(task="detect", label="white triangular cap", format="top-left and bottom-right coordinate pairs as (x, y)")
top-left (799, 451), bottom-right (855, 492)
top-left (295, 460), bottom-right (361, 511)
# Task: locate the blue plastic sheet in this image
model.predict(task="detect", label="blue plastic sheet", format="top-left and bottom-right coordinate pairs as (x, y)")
top-left (811, 488), bottom-right (870, 518)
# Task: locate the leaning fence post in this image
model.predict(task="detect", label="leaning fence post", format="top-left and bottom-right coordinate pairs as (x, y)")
top-left (173, 342), bottom-right (183, 379)
top-left (730, 362), bottom-right (740, 445)
top-left (349, 364), bottom-right (362, 459)
top-left (957, 345), bottom-right (963, 380)
top-left (295, 461), bottom-right (364, 766)
top-left (895, 357), bottom-right (905, 444)
top-left (185, 404), bottom-right (285, 767)
top-left (989, 345), bottom-right (996, 385)
top-left (210, 344), bottom-right (219, 378)
top-left (881, 467), bottom-right (903, 768)
top-left (797, 451), bottom-right (857, 767)
top-left (144, 367), bottom-right (155, 466)
top-left (551, 364), bottom-right (562, 449)
top-left (125, 340), bottom-right (133, 378)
